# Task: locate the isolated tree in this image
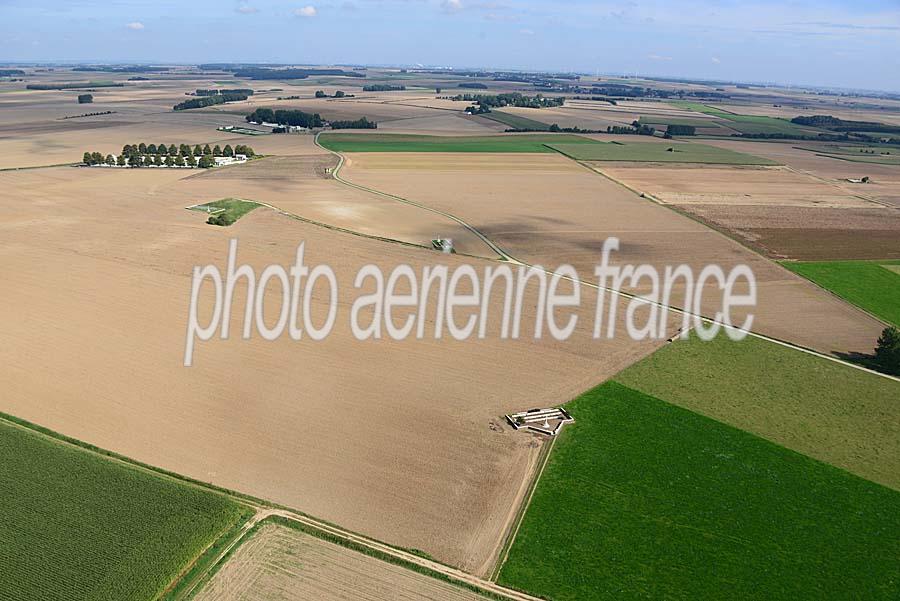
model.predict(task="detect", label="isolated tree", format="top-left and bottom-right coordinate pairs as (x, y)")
top-left (105, 154), bottom-right (115, 166)
top-left (203, 143), bottom-right (212, 155)
top-left (174, 154), bottom-right (185, 167)
top-left (436, 87), bottom-right (442, 94)
top-left (168, 144), bottom-right (178, 156)
top-left (874, 326), bottom-right (900, 376)
top-left (116, 154), bottom-right (126, 167)
top-left (334, 90), bottom-right (345, 98)
top-left (223, 144), bottom-right (234, 157)
top-left (138, 142), bottom-right (147, 153)
top-left (164, 155), bottom-right (175, 167)
top-left (83, 152), bottom-right (92, 165)
top-left (213, 144), bottom-right (222, 157)
top-left (315, 90), bottom-right (326, 98)
top-left (147, 144), bottom-right (157, 155)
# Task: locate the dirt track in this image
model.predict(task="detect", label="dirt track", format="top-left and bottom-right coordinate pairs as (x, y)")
top-left (341, 152), bottom-right (888, 357)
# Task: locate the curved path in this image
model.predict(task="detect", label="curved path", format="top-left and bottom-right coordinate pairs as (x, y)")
top-left (312, 132), bottom-right (900, 383)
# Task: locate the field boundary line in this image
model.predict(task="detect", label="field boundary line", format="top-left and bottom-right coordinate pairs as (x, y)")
top-left (317, 134), bottom-right (900, 383)
top-left (489, 435), bottom-right (557, 582)
top-left (0, 411), bottom-right (543, 601)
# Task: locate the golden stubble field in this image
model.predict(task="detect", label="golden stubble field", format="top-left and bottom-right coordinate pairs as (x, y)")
top-left (0, 160), bottom-right (674, 575)
top-left (195, 523), bottom-right (488, 601)
top-left (341, 152), bottom-right (888, 356)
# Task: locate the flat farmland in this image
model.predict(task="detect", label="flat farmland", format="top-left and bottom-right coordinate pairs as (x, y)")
top-left (0, 162), bottom-right (675, 576)
top-left (676, 204), bottom-right (900, 260)
top-left (598, 164), bottom-right (873, 207)
top-left (177, 152), bottom-right (499, 258)
top-left (340, 151), bottom-right (887, 356)
top-left (597, 159), bottom-right (900, 259)
top-left (498, 381), bottom-right (900, 601)
top-left (195, 521), bottom-right (488, 601)
top-left (319, 132), bottom-right (596, 153)
top-left (700, 139), bottom-right (900, 208)
top-left (550, 140), bottom-right (775, 164)
top-left (617, 334), bottom-right (900, 490)
top-left (0, 419), bottom-right (249, 601)
top-left (781, 260), bottom-right (900, 325)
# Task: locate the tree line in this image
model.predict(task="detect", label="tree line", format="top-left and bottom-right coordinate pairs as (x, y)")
top-left (362, 84), bottom-right (406, 92)
top-left (173, 92), bottom-right (249, 111)
top-left (450, 92), bottom-right (565, 109)
top-left (247, 108), bottom-right (323, 128)
top-left (193, 88), bottom-right (254, 96)
top-left (81, 143), bottom-right (255, 168)
top-left (330, 117), bottom-right (377, 129)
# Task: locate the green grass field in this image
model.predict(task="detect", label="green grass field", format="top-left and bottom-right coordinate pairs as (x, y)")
top-left (498, 381), bottom-right (900, 600)
top-left (781, 259), bottom-right (900, 326)
top-left (616, 333), bottom-right (900, 490)
top-left (547, 140), bottom-right (776, 164)
top-left (478, 110), bottom-right (551, 130)
top-left (317, 133), bottom-right (597, 153)
top-left (0, 419), bottom-right (250, 600)
top-left (189, 197), bottom-right (261, 226)
top-left (668, 101), bottom-right (817, 136)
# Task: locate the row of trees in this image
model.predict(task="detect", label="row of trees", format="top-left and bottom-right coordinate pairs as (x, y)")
top-left (81, 142), bottom-right (255, 168)
top-left (246, 108), bottom-right (323, 128)
top-left (173, 92), bottom-right (249, 111)
top-left (315, 90), bottom-right (350, 98)
top-left (330, 117), bottom-right (377, 129)
top-left (362, 84), bottom-right (405, 92)
top-left (450, 92), bottom-right (565, 109)
top-left (194, 88), bottom-right (253, 96)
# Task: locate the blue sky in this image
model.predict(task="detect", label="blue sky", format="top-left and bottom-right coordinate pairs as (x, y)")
top-left (1, 0), bottom-right (898, 91)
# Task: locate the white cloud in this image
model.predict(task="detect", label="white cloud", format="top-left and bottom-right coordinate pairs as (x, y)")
top-left (647, 54), bottom-right (672, 61)
top-left (125, 22), bottom-right (144, 31)
top-left (237, 4), bottom-right (259, 14)
top-left (519, 28), bottom-right (535, 35)
top-left (711, 56), bottom-right (721, 64)
top-left (442, 0), bottom-right (463, 12)
top-left (293, 5), bottom-right (317, 17)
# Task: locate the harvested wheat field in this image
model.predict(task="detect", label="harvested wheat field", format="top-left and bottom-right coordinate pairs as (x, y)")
top-left (596, 154), bottom-right (900, 260)
top-left (598, 164), bottom-right (875, 208)
top-left (195, 522), bottom-right (488, 601)
top-left (0, 161), bottom-right (673, 576)
top-left (701, 139), bottom-right (900, 208)
top-left (341, 152), bottom-right (887, 356)
top-left (677, 204), bottom-right (900, 260)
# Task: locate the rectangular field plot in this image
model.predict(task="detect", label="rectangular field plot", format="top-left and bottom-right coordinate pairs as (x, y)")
top-left (195, 520), bottom-right (488, 601)
top-left (0, 419), bottom-right (249, 601)
top-left (782, 259), bottom-right (900, 326)
top-left (498, 381), bottom-right (900, 601)
top-left (547, 140), bottom-right (775, 164)
top-left (318, 132), bottom-right (598, 153)
top-left (617, 334), bottom-right (900, 490)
